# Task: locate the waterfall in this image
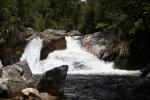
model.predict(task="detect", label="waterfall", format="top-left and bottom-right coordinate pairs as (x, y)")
top-left (20, 36), bottom-right (140, 75)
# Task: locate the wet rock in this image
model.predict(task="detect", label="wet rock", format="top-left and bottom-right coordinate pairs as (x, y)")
top-left (39, 32), bottom-right (66, 59)
top-left (73, 62), bottom-right (86, 70)
top-left (22, 88), bottom-right (40, 98)
top-left (36, 65), bottom-right (68, 96)
top-left (2, 67), bottom-right (27, 95)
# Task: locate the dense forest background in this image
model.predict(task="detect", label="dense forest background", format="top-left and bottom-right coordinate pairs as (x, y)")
top-left (0, 0), bottom-right (150, 69)
top-left (1, 0), bottom-right (149, 34)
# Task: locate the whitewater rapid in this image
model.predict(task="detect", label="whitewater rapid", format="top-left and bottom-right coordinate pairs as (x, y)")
top-left (20, 36), bottom-right (140, 75)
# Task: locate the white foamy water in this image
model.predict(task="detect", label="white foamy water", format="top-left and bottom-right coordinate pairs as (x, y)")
top-left (20, 36), bottom-right (140, 75)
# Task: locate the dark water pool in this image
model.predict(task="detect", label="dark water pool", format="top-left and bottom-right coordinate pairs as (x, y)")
top-left (64, 75), bottom-right (150, 100)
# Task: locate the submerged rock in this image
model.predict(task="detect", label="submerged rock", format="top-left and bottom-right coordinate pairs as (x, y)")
top-left (36, 65), bottom-right (68, 96)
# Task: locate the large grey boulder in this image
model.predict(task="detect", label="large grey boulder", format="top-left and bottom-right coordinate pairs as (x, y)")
top-left (36, 65), bottom-right (68, 96)
top-left (5, 60), bottom-right (34, 87)
top-left (2, 67), bottom-right (27, 95)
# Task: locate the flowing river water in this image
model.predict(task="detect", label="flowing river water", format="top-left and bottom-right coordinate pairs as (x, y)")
top-left (20, 36), bottom-right (140, 75)
top-left (20, 36), bottom-right (150, 100)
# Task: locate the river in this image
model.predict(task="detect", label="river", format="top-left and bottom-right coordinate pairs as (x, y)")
top-left (21, 36), bottom-right (150, 100)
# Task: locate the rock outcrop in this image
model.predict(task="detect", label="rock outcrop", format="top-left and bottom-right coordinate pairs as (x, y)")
top-left (81, 32), bottom-right (109, 59)
top-left (0, 60), bottom-right (34, 97)
top-left (2, 67), bottom-right (27, 95)
top-left (36, 65), bottom-right (68, 96)
top-left (39, 31), bottom-right (66, 59)
top-left (0, 61), bottom-right (69, 98)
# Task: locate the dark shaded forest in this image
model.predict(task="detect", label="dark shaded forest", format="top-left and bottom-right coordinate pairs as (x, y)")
top-left (0, 0), bottom-right (150, 70)
top-left (1, 0), bottom-right (149, 33)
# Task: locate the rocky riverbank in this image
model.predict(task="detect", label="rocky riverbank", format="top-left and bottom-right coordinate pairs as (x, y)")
top-left (0, 60), bottom-right (68, 99)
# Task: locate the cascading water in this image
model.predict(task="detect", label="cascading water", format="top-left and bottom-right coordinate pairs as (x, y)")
top-left (20, 36), bottom-right (140, 75)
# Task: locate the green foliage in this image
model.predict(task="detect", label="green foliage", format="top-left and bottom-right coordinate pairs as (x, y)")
top-left (0, 0), bottom-right (81, 31)
top-left (0, 0), bottom-right (150, 35)
top-left (95, 23), bottom-right (109, 30)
